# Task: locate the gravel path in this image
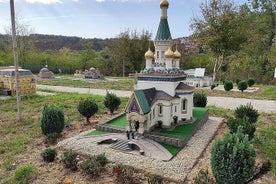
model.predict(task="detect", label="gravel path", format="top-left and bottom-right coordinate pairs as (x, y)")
top-left (58, 117), bottom-right (223, 182)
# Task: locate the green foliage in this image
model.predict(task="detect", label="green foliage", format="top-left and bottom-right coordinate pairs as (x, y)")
top-left (77, 98), bottom-right (98, 123)
top-left (14, 165), bottom-right (35, 184)
top-left (211, 129), bottom-right (256, 184)
top-left (96, 153), bottom-right (108, 166)
top-left (210, 84), bottom-right (216, 90)
top-left (234, 103), bottom-right (259, 123)
top-left (62, 149), bottom-right (78, 171)
top-left (193, 169), bottom-right (216, 184)
top-left (227, 117), bottom-right (256, 140)
top-left (104, 92), bottom-right (121, 114)
top-left (247, 78), bottom-right (255, 87)
top-left (238, 80), bottom-right (248, 92)
top-left (42, 148), bottom-right (57, 162)
top-left (40, 105), bottom-right (65, 136)
top-left (224, 80), bottom-right (233, 91)
top-left (45, 132), bottom-right (59, 145)
top-left (113, 164), bottom-right (135, 184)
top-left (193, 92), bottom-right (207, 107)
top-left (148, 174), bottom-right (163, 184)
top-left (80, 158), bottom-right (103, 178)
top-left (236, 79), bottom-right (241, 85)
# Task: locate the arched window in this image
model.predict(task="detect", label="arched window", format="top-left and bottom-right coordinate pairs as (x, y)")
top-left (159, 104), bottom-right (163, 116)
top-left (182, 99), bottom-right (187, 113)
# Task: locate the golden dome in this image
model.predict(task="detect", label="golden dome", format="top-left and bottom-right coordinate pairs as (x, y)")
top-left (174, 49), bottom-right (181, 58)
top-left (160, 0), bottom-right (169, 8)
top-left (165, 48), bottom-right (174, 58)
top-left (145, 48), bottom-right (154, 59)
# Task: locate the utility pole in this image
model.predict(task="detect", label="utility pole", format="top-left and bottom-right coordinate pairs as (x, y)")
top-left (10, 0), bottom-right (22, 121)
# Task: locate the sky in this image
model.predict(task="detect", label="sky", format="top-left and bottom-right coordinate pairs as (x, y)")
top-left (0, 0), bottom-right (248, 39)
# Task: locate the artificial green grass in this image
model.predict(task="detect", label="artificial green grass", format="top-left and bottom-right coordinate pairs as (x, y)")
top-left (105, 114), bottom-right (127, 129)
top-left (158, 107), bottom-right (208, 141)
top-left (158, 142), bottom-right (181, 156)
top-left (85, 130), bottom-right (109, 136)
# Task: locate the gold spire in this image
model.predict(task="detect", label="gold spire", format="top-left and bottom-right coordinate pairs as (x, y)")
top-left (165, 47), bottom-right (174, 58)
top-left (145, 48), bottom-right (154, 59)
top-left (160, 0), bottom-right (169, 8)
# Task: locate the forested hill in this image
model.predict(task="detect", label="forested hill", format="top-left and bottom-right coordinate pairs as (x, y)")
top-left (0, 33), bottom-right (115, 51)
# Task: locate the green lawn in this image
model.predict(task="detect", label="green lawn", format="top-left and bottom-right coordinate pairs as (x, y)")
top-left (158, 107), bottom-right (208, 141)
top-left (158, 142), bottom-right (181, 156)
top-left (105, 114), bottom-right (127, 129)
top-left (85, 130), bottom-right (109, 136)
top-left (37, 75), bottom-right (136, 91)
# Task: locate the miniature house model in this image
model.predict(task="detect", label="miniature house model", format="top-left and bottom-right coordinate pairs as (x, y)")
top-left (38, 67), bottom-right (54, 79)
top-left (125, 0), bottom-right (194, 134)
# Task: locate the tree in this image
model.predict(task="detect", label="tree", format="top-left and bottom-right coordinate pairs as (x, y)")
top-left (211, 129), bottom-right (256, 184)
top-left (191, 0), bottom-right (247, 82)
top-left (234, 103), bottom-right (259, 123)
top-left (40, 106), bottom-right (65, 136)
top-left (104, 92), bottom-right (121, 114)
top-left (193, 92), bottom-right (207, 107)
top-left (238, 80), bottom-right (248, 92)
top-left (223, 80), bottom-right (233, 91)
top-left (247, 78), bottom-right (255, 87)
top-left (81, 41), bottom-right (96, 70)
top-left (77, 98), bottom-right (98, 124)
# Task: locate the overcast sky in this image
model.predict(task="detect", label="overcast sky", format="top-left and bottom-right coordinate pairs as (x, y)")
top-left (0, 0), bottom-right (248, 39)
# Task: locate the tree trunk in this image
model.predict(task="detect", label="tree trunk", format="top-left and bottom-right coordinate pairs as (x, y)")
top-left (212, 56), bottom-right (218, 82)
top-left (10, 0), bottom-right (22, 122)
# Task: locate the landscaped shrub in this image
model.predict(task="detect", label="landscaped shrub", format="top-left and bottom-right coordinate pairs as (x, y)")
top-left (148, 174), bottom-right (163, 184)
top-left (42, 148), bottom-right (57, 162)
top-left (113, 164), bottom-right (135, 184)
top-left (234, 103), bottom-right (259, 123)
top-left (238, 80), bottom-right (248, 92)
top-left (41, 105), bottom-right (65, 136)
top-left (247, 78), bottom-right (255, 87)
top-left (210, 84), bottom-right (216, 90)
top-left (193, 169), bottom-right (215, 184)
top-left (62, 149), bottom-right (78, 171)
top-left (96, 153), bottom-right (108, 166)
top-left (224, 80), bottom-right (233, 91)
top-left (45, 132), bottom-right (59, 145)
top-left (236, 79), bottom-right (241, 85)
top-left (227, 117), bottom-right (256, 140)
top-left (80, 158), bottom-right (103, 178)
top-left (77, 98), bottom-right (98, 123)
top-left (14, 165), bottom-right (35, 184)
top-left (211, 129), bottom-right (255, 184)
top-left (193, 92), bottom-right (207, 107)
top-left (104, 92), bottom-right (121, 114)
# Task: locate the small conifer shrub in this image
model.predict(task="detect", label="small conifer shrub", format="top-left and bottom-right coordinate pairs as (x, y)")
top-left (193, 92), bottom-right (207, 107)
top-left (77, 98), bottom-right (98, 123)
top-left (148, 174), bottom-right (163, 184)
top-left (14, 165), bottom-right (35, 184)
top-left (42, 148), bottom-right (57, 162)
top-left (227, 117), bottom-right (256, 140)
top-left (223, 80), bottom-right (233, 91)
top-left (238, 80), bottom-right (248, 92)
top-left (247, 78), bottom-right (255, 87)
top-left (62, 149), bottom-right (78, 171)
top-left (234, 103), bottom-right (259, 123)
top-left (41, 105), bottom-right (65, 136)
top-left (211, 129), bottom-right (255, 184)
top-left (104, 92), bottom-right (121, 114)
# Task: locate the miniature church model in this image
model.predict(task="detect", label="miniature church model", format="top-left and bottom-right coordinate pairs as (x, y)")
top-left (125, 0), bottom-right (194, 134)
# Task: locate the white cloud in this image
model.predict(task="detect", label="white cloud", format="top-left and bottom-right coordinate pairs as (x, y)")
top-left (25, 0), bottom-right (62, 4)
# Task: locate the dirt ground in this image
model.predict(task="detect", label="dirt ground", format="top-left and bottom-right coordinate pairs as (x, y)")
top-left (1, 112), bottom-right (275, 184)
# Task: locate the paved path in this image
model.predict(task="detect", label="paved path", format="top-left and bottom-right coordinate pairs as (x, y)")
top-left (37, 85), bottom-right (276, 113)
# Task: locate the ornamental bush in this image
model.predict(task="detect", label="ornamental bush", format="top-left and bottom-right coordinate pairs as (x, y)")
top-left (227, 117), bottom-right (256, 140)
top-left (238, 80), bottom-right (248, 92)
top-left (77, 98), bottom-right (98, 123)
top-left (236, 79), bottom-right (241, 85)
top-left (62, 149), bottom-right (78, 171)
top-left (104, 92), bottom-right (121, 114)
top-left (148, 174), bottom-right (163, 184)
top-left (247, 78), bottom-right (255, 87)
top-left (80, 158), bottom-right (103, 178)
top-left (14, 165), bottom-right (35, 184)
top-left (223, 80), bottom-right (233, 91)
top-left (193, 92), bottom-right (207, 107)
top-left (41, 105), bottom-right (65, 136)
top-left (211, 129), bottom-right (256, 184)
top-left (42, 148), bottom-right (57, 162)
top-left (234, 103), bottom-right (259, 123)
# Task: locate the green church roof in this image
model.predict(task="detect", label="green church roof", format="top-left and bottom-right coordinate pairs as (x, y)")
top-left (155, 18), bottom-right (172, 41)
top-left (134, 90), bottom-right (151, 114)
